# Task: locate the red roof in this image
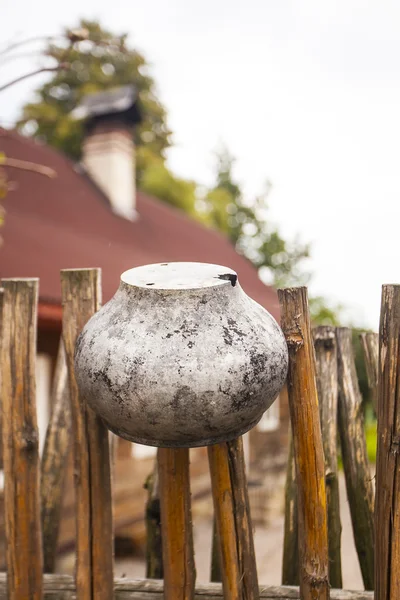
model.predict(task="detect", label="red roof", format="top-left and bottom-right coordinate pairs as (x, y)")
top-left (0, 129), bottom-right (279, 324)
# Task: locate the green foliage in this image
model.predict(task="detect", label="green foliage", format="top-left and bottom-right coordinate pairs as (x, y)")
top-left (0, 153), bottom-right (8, 203)
top-left (17, 20), bottom-right (171, 181)
top-left (202, 148), bottom-right (310, 288)
top-left (140, 159), bottom-right (198, 217)
top-left (365, 420), bottom-right (377, 464)
top-left (309, 296), bottom-right (342, 326)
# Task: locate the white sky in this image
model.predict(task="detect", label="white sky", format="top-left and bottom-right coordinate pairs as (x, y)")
top-left (2, 1), bottom-right (400, 329)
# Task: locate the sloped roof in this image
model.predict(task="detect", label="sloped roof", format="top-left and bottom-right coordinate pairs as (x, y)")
top-left (0, 129), bottom-right (280, 323)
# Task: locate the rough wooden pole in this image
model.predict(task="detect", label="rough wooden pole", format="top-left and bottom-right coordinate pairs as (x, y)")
top-left (313, 326), bottom-right (342, 589)
top-left (375, 285), bottom-right (400, 600)
top-left (158, 447), bottom-right (195, 600)
top-left (145, 457), bottom-right (163, 580)
top-left (210, 517), bottom-right (222, 583)
top-left (227, 437), bottom-right (260, 600)
top-left (359, 332), bottom-right (379, 414)
top-left (41, 339), bottom-right (72, 573)
top-left (1, 279), bottom-right (43, 599)
top-left (278, 287), bottom-right (329, 600)
top-left (208, 439), bottom-right (259, 600)
top-left (336, 327), bottom-right (374, 591)
top-left (208, 443), bottom-right (241, 600)
top-left (281, 432), bottom-right (299, 586)
top-left (61, 269), bottom-right (114, 600)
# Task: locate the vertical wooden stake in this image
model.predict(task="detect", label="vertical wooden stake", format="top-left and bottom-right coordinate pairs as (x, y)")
top-left (41, 339), bottom-right (71, 573)
top-left (1, 279), bottom-right (43, 599)
top-left (208, 438), bottom-right (259, 600)
top-left (145, 457), bottom-right (163, 580)
top-left (61, 269), bottom-right (113, 600)
top-left (227, 437), bottom-right (259, 600)
top-left (359, 332), bottom-right (379, 414)
top-left (278, 287), bottom-right (329, 600)
top-left (158, 447), bottom-right (195, 600)
top-left (313, 326), bottom-right (342, 589)
top-left (375, 285), bottom-right (400, 600)
top-left (281, 432), bottom-right (299, 586)
top-left (208, 444), bottom-right (241, 600)
top-left (210, 516), bottom-right (222, 583)
top-left (336, 327), bottom-right (374, 591)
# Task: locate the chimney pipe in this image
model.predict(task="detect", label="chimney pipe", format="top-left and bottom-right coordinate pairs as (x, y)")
top-left (73, 86), bottom-right (141, 221)
top-left (82, 123), bottom-right (137, 220)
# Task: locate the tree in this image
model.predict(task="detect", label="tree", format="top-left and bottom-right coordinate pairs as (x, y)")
top-left (16, 20), bottom-right (171, 182)
top-left (140, 158), bottom-right (199, 218)
top-left (10, 20), bottom-right (339, 313)
top-left (201, 148), bottom-right (310, 289)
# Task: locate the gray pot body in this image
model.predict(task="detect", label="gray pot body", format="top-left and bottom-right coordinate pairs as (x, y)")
top-left (74, 262), bottom-right (288, 448)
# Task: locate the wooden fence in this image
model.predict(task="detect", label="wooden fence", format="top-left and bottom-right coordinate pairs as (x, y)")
top-left (0, 270), bottom-right (398, 600)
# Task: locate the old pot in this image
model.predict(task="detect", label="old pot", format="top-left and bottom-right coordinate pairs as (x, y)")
top-left (74, 262), bottom-right (288, 447)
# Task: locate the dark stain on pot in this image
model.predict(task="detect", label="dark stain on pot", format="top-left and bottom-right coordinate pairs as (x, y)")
top-left (230, 389), bottom-right (255, 413)
top-left (171, 386), bottom-right (195, 423)
top-left (179, 320), bottom-right (199, 339)
top-left (227, 317), bottom-right (247, 338)
top-left (187, 341), bottom-right (195, 349)
top-left (222, 325), bottom-right (233, 345)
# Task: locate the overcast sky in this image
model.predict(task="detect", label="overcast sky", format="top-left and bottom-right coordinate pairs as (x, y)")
top-left (1, 1), bottom-right (400, 329)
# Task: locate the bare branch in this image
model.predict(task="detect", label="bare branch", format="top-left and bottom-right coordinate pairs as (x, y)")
top-left (0, 64), bottom-right (69, 93)
top-left (0, 50), bottom-right (51, 66)
top-left (0, 35), bottom-right (62, 57)
top-left (2, 157), bottom-right (57, 178)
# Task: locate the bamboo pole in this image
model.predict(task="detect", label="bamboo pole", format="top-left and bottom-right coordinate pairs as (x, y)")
top-left (41, 339), bottom-right (71, 573)
top-left (145, 458), bottom-right (163, 580)
top-left (359, 332), bottom-right (379, 414)
top-left (278, 287), bottom-right (329, 600)
top-left (1, 279), bottom-right (43, 599)
top-left (61, 269), bottom-right (113, 600)
top-left (313, 326), bottom-right (342, 589)
top-left (336, 328), bottom-right (374, 591)
top-left (375, 285), bottom-right (400, 600)
top-left (158, 447), bottom-right (195, 600)
top-left (281, 432), bottom-right (299, 586)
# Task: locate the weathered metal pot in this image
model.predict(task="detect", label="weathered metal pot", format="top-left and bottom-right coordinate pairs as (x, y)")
top-left (74, 262), bottom-right (288, 447)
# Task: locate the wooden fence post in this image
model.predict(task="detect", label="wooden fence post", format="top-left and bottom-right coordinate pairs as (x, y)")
top-left (210, 517), bottom-right (222, 583)
top-left (61, 269), bottom-right (114, 600)
top-left (1, 279), bottom-right (43, 599)
top-left (208, 443), bottom-right (241, 600)
top-left (145, 458), bottom-right (163, 580)
top-left (158, 447), bottom-right (195, 600)
top-left (359, 332), bottom-right (379, 414)
top-left (313, 326), bottom-right (342, 589)
top-left (281, 432), bottom-right (299, 586)
top-left (278, 287), bottom-right (329, 600)
top-left (41, 339), bottom-right (71, 573)
top-left (336, 328), bottom-right (374, 591)
top-left (227, 437), bottom-right (260, 600)
top-left (208, 437), bottom-right (259, 600)
top-left (375, 285), bottom-right (400, 599)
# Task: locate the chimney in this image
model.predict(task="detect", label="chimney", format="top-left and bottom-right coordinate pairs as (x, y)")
top-left (73, 85), bottom-right (141, 220)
